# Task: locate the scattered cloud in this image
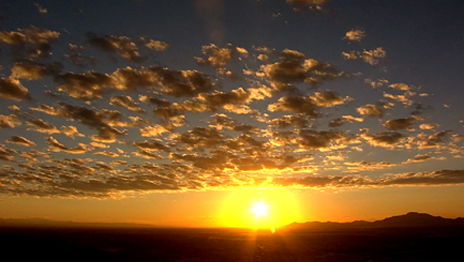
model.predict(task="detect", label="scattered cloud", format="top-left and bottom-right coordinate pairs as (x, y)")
top-left (0, 78), bottom-right (32, 101)
top-left (344, 29), bottom-right (366, 41)
top-left (6, 136), bottom-right (36, 147)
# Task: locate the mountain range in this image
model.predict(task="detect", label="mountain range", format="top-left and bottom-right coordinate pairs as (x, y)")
top-left (1, 212), bottom-right (464, 229)
top-left (285, 212), bottom-right (464, 230)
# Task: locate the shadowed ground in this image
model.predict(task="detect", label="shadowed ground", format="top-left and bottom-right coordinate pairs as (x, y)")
top-left (1, 226), bottom-right (463, 261)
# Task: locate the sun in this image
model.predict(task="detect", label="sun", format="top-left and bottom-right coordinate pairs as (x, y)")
top-left (251, 201), bottom-right (268, 218)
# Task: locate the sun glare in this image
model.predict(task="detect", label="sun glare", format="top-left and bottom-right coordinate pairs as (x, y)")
top-left (251, 201), bottom-right (268, 218)
top-left (220, 188), bottom-right (301, 228)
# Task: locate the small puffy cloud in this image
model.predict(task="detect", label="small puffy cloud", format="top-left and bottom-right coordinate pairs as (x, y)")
top-left (0, 78), bottom-right (32, 101)
top-left (260, 49), bottom-right (342, 90)
top-left (133, 139), bottom-right (170, 152)
top-left (342, 115), bottom-right (364, 123)
top-left (197, 87), bottom-right (252, 109)
top-left (402, 154), bottom-right (445, 164)
top-left (140, 124), bottom-right (172, 137)
top-left (61, 126), bottom-right (85, 138)
top-left (383, 92), bottom-right (414, 106)
top-left (383, 117), bottom-right (416, 130)
top-left (310, 91), bottom-right (350, 107)
top-left (270, 114), bottom-right (309, 129)
top-left (268, 91), bottom-right (348, 118)
top-left (91, 127), bottom-right (126, 143)
top-left (144, 39), bottom-right (169, 51)
top-left (10, 62), bottom-right (49, 80)
top-left (86, 32), bottom-right (142, 62)
top-left (297, 129), bottom-right (346, 151)
top-left (344, 29), bottom-right (366, 41)
top-left (94, 151), bottom-right (119, 158)
top-left (389, 83), bottom-right (411, 91)
top-left (343, 47), bottom-right (386, 65)
top-left (419, 123), bottom-right (439, 130)
top-left (268, 95), bottom-right (318, 118)
top-left (0, 147), bottom-right (16, 162)
top-left (34, 3), bottom-right (48, 14)
top-left (361, 131), bottom-right (405, 148)
top-left (345, 161), bottom-right (395, 170)
top-left (134, 150), bottom-right (163, 160)
top-left (0, 114), bottom-right (21, 128)
top-left (0, 26), bottom-right (60, 59)
top-left (6, 136), bottom-right (36, 147)
top-left (31, 104), bottom-right (61, 116)
top-left (47, 137), bottom-right (89, 154)
top-left (356, 104), bottom-right (383, 117)
top-left (109, 95), bottom-right (145, 113)
top-left (27, 119), bottom-right (60, 134)
top-left (194, 43), bottom-right (235, 68)
top-left (54, 71), bottom-right (115, 100)
top-left (112, 66), bottom-right (214, 97)
top-left (64, 44), bottom-right (99, 69)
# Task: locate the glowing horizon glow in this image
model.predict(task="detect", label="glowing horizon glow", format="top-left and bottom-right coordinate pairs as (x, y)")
top-left (251, 201), bottom-right (268, 218)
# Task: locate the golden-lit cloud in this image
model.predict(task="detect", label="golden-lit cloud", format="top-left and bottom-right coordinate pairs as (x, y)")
top-left (0, 5), bottom-right (462, 200)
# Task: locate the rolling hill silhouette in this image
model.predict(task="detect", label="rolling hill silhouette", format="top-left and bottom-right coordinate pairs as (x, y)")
top-left (285, 212), bottom-right (464, 230)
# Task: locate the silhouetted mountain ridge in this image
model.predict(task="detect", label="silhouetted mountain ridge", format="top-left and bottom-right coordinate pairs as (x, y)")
top-left (286, 212), bottom-right (464, 230)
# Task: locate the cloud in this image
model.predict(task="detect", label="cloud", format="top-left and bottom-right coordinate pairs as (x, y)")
top-left (47, 137), bottom-right (89, 154)
top-left (268, 91), bottom-right (348, 118)
top-left (27, 119), bottom-right (60, 134)
top-left (64, 44), bottom-right (99, 69)
top-left (144, 39), bottom-right (169, 51)
top-left (0, 114), bottom-right (21, 128)
top-left (361, 131), bottom-right (405, 148)
top-left (356, 104), bottom-right (383, 117)
top-left (0, 26), bottom-right (60, 59)
top-left (271, 169), bottom-right (464, 188)
top-left (61, 126), bottom-right (85, 138)
top-left (260, 49), bottom-right (343, 90)
top-left (209, 113), bottom-right (260, 134)
top-left (112, 66), bottom-right (214, 97)
top-left (344, 161), bottom-right (395, 170)
top-left (194, 43), bottom-right (235, 68)
top-left (54, 71), bottom-right (115, 100)
top-left (343, 47), bottom-right (386, 65)
top-left (0, 78), bottom-right (32, 101)
top-left (133, 139), bottom-right (170, 152)
top-left (402, 154), bottom-right (445, 164)
top-left (85, 32), bottom-right (143, 62)
top-left (269, 114), bottom-right (309, 129)
top-left (383, 117), bottom-right (416, 130)
top-left (0, 147), bottom-right (16, 162)
top-left (34, 3), bottom-right (48, 15)
top-left (31, 104), bottom-right (61, 116)
top-left (91, 127), bottom-right (126, 143)
top-left (419, 123), bottom-right (439, 130)
top-left (10, 62), bottom-right (60, 80)
top-left (297, 129), bottom-right (346, 151)
top-left (109, 95), bottom-right (145, 113)
top-left (344, 29), bottom-right (366, 41)
top-left (94, 151), bottom-right (119, 158)
top-left (389, 83), bottom-right (411, 91)
top-left (6, 136), bottom-right (36, 147)
top-left (140, 124), bottom-right (172, 137)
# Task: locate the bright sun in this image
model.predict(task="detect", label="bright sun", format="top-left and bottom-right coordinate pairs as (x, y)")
top-left (251, 201), bottom-right (268, 218)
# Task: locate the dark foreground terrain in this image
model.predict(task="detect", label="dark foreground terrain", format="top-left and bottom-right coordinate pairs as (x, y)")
top-left (1, 225), bottom-right (464, 262)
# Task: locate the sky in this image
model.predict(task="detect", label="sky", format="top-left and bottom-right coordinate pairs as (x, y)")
top-left (1, 0), bottom-right (464, 228)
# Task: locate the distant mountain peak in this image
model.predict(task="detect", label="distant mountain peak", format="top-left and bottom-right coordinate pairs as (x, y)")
top-left (285, 212), bottom-right (464, 230)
